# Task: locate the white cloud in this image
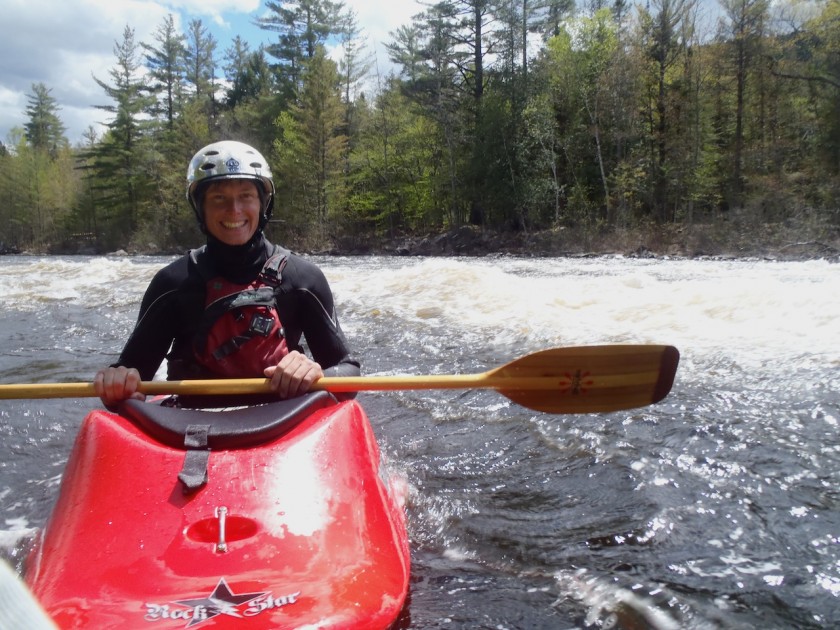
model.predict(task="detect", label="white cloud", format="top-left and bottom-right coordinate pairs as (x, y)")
top-left (1, 0), bottom-right (174, 144)
top-left (0, 0), bottom-right (420, 145)
top-left (348, 1), bottom-right (420, 48)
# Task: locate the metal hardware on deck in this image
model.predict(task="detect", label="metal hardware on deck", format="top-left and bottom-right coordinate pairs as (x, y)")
top-left (215, 506), bottom-right (228, 553)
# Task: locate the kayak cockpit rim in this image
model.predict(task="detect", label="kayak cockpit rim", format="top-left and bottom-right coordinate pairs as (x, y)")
top-left (119, 391), bottom-right (339, 493)
top-left (119, 390), bottom-right (337, 451)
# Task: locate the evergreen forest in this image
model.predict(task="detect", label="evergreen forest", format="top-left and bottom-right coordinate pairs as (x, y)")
top-left (1, 0), bottom-right (838, 257)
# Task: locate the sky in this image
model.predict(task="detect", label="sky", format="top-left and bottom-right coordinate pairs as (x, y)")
top-left (0, 0), bottom-right (423, 146)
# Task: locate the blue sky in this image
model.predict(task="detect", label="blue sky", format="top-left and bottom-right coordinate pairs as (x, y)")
top-left (0, 0), bottom-right (421, 145)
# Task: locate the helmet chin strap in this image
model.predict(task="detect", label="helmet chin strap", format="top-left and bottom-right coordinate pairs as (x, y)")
top-left (256, 186), bottom-right (272, 232)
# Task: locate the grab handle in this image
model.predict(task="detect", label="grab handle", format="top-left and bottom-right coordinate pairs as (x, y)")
top-left (215, 506), bottom-right (228, 553)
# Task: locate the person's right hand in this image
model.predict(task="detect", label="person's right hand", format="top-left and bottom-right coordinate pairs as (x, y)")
top-left (93, 366), bottom-right (145, 408)
top-left (263, 350), bottom-right (324, 399)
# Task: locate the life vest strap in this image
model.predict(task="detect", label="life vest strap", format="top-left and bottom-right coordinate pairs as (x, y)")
top-left (212, 334), bottom-right (255, 361)
top-left (188, 244), bottom-right (291, 374)
top-left (259, 251), bottom-right (288, 287)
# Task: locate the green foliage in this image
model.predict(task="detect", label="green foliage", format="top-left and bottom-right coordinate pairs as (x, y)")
top-left (141, 14), bottom-right (186, 129)
top-left (83, 26), bottom-right (158, 251)
top-left (257, 0), bottom-right (350, 100)
top-left (272, 48), bottom-right (347, 243)
top-left (223, 38), bottom-right (275, 109)
top-left (347, 80), bottom-right (439, 236)
top-left (0, 130), bottom-right (79, 249)
top-left (24, 83), bottom-right (68, 155)
top-left (1, 1), bottom-right (838, 254)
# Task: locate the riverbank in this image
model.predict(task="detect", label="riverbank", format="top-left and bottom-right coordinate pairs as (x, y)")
top-left (329, 221), bottom-right (840, 262)
top-left (6, 218), bottom-right (840, 262)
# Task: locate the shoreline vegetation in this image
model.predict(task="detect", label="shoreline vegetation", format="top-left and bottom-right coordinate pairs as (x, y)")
top-left (335, 221), bottom-right (840, 262)
top-left (3, 219), bottom-right (838, 262)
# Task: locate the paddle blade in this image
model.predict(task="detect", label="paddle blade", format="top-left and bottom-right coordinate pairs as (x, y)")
top-left (490, 345), bottom-right (679, 414)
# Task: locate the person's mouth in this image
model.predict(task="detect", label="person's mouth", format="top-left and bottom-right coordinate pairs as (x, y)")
top-left (221, 220), bottom-right (247, 229)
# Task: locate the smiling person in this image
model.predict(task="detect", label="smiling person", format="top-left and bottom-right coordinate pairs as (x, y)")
top-left (94, 140), bottom-right (360, 408)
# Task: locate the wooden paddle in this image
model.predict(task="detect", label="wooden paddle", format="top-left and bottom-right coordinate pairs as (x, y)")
top-left (0, 345), bottom-right (679, 414)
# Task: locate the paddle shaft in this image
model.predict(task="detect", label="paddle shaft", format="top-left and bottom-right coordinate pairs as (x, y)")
top-left (0, 373), bottom-right (661, 397)
top-left (0, 376), bottom-right (489, 399)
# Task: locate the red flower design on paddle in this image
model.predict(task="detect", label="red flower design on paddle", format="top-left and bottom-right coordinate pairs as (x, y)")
top-left (559, 369), bottom-right (593, 395)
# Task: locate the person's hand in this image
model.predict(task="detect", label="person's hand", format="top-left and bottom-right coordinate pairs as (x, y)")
top-left (263, 351), bottom-right (324, 399)
top-left (93, 366), bottom-right (145, 408)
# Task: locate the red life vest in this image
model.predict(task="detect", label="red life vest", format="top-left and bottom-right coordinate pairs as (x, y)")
top-left (191, 251), bottom-right (289, 378)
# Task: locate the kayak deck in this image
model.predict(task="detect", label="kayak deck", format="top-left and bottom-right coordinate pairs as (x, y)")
top-left (25, 393), bottom-right (410, 628)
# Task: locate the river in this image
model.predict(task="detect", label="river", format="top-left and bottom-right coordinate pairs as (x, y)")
top-left (0, 254), bottom-right (838, 628)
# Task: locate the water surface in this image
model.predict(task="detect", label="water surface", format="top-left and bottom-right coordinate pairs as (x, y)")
top-left (1, 254), bottom-right (838, 628)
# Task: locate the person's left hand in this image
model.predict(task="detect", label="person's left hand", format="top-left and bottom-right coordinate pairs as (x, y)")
top-left (263, 351), bottom-right (324, 398)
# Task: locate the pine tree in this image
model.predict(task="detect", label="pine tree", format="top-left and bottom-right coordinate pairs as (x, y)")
top-left (257, 0), bottom-right (350, 99)
top-left (223, 37), bottom-right (274, 108)
top-left (142, 14), bottom-right (186, 129)
top-left (23, 83), bottom-right (67, 156)
top-left (88, 25), bottom-right (156, 247)
top-left (275, 47), bottom-right (347, 242)
top-left (184, 19), bottom-right (217, 125)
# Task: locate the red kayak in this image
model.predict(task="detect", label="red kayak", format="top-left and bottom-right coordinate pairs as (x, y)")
top-left (24, 392), bottom-right (410, 628)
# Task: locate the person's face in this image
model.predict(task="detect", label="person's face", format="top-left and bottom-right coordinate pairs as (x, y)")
top-left (201, 179), bottom-right (262, 246)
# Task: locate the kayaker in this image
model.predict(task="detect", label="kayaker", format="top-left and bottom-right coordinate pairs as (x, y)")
top-left (94, 140), bottom-right (360, 407)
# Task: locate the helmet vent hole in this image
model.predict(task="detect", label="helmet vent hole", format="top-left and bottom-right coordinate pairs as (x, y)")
top-left (205, 150), bottom-right (220, 156)
top-left (200, 163), bottom-right (215, 171)
top-left (249, 161), bottom-right (263, 169)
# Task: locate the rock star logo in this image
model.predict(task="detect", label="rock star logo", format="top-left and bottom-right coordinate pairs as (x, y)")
top-left (144, 578), bottom-right (300, 627)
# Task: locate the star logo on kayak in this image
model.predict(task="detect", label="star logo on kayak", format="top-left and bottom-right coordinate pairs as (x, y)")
top-left (173, 578), bottom-right (266, 627)
top-left (144, 578), bottom-right (300, 627)
top-left (560, 369), bottom-right (593, 395)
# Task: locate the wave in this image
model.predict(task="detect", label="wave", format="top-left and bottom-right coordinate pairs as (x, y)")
top-left (2, 255), bottom-right (837, 368)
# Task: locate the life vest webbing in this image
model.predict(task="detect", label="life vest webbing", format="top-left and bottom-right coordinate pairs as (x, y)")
top-left (188, 245), bottom-right (290, 364)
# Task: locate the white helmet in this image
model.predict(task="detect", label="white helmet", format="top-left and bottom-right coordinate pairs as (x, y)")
top-left (186, 141), bottom-right (275, 227)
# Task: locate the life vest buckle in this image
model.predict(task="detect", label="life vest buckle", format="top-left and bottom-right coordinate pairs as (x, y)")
top-left (249, 313), bottom-right (275, 337)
